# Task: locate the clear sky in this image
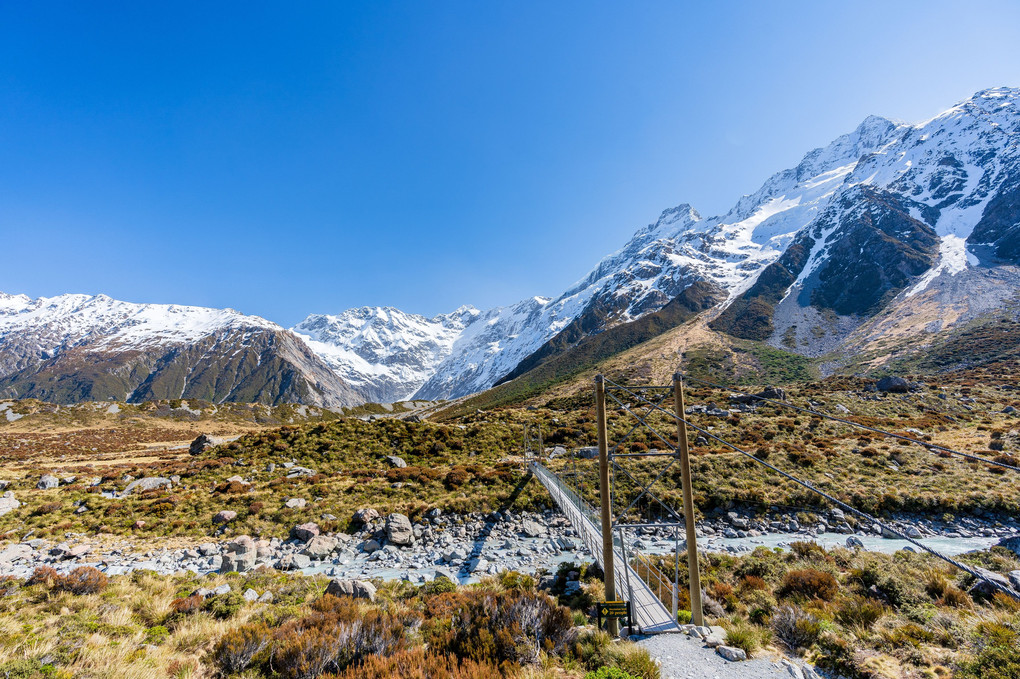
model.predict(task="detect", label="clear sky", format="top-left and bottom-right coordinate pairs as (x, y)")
top-left (2, 1), bottom-right (1019, 326)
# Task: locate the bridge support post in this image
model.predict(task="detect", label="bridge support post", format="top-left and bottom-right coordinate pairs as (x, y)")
top-left (595, 374), bottom-right (618, 636)
top-left (674, 372), bottom-right (704, 627)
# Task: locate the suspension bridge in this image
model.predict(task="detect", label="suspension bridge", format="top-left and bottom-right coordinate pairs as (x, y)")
top-left (526, 371), bottom-right (1020, 641)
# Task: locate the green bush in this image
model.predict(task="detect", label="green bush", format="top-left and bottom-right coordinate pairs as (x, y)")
top-left (585, 668), bottom-right (639, 679)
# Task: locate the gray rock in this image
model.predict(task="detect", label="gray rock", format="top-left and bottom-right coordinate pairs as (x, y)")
top-left (1010, 570), bottom-right (1020, 591)
top-left (290, 522), bottom-right (320, 542)
top-left (257, 591), bottom-right (274, 603)
top-left (521, 519), bottom-right (546, 537)
top-left (220, 535), bottom-right (258, 573)
top-left (278, 553), bottom-right (311, 570)
top-left (876, 376), bottom-right (909, 393)
top-left (243, 588), bottom-right (259, 602)
top-left (386, 513), bottom-right (415, 546)
top-left (0, 491), bottom-right (20, 517)
top-left (386, 455), bottom-right (407, 468)
top-left (37, 475), bottom-right (59, 490)
top-left (846, 536), bottom-right (864, 549)
top-left (716, 645), bottom-right (747, 661)
top-left (213, 583), bottom-right (232, 596)
top-left (998, 535), bottom-right (1020, 556)
top-left (353, 507), bottom-right (380, 524)
top-left (361, 539), bottom-right (382, 553)
top-left (189, 434), bottom-right (224, 455)
top-left (284, 498), bottom-right (307, 509)
top-left (577, 446), bottom-right (599, 459)
top-left (0, 543), bottom-right (33, 565)
top-left (123, 477), bottom-right (171, 495)
top-left (325, 578), bottom-right (377, 602)
top-left (212, 510), bottom-right (237, 524)
top-left (302, 535), bottom-right (338, 559)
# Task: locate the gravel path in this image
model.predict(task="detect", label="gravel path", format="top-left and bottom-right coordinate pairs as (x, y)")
top-left (637, 633), bottom-right (796, 679)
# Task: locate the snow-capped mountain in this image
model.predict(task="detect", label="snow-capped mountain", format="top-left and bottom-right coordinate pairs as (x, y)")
top-left (4, 87), bottom-right (1018, 406)
top-left (0, 293), bottom-right (360, 407)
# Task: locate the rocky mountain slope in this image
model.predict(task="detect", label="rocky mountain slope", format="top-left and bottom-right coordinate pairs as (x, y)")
top-left (305, 87), bottom-right (1020, 400)
top-left (0, 294), bottom-right (360, 407)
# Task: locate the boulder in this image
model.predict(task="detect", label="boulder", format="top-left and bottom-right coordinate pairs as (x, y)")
top-left (303, 535), bottom-right (339, 559)
top-left (386, 513), bottom-right (415, 546)
top-left (284, 498), bottom-right (307, 509)
top-left (1009, 570), bottom-right (1020, 591)
top-left (352, 508), bottom-right (380, 524)
top-left (123, 477), bottom-right (172, 495)
top-left (717, 645), bottom-right (747, 661)
top-left (846, 536), bottom-right (864, 549)
top-left (876, 376), bottom-right (910, 393)
top-left (998, 535), bottom-right (1020, 556)
top-left (0, 543), bottom-right (33, 565)
top-left (385, 455), bottom-right (407, 468)
top-left (521, 519), bottom-right (546, 538)
top-left (189, 434), bottom-right (224, 455)
top-left (290, 522), bottom-right (320, 542)
top-left (757, 386), bottom-right (786, 401)
top-left (220, 536), bottom-right (258, 573)
top-left (577, 447), bottom-right (599, 459)
top-left (243, 588), bottom-right (259, 602)
top-left (37, 475), bottom-right (59, 490)
top-left (212, 510), bottom-right (237, 525)
top-left (0, 492), bottom-right (20, 517)
top-left (278, 553), bottom-right (311, 571)
top-left (325, 578), bottom-right (377, 602)
top-left (286, 467), bottom-right (317, 478)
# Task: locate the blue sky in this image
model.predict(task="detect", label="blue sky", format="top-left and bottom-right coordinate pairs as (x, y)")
top-left (2, 1), bottom-right (1019, 326)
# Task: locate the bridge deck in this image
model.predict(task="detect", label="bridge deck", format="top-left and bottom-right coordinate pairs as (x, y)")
top-left (530, 461), bottom-right (680, 634)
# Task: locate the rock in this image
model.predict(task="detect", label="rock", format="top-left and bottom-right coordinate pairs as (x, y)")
top-left (243, 588), bottom-right (259, 602)
top-left (385, 455), bottom-right (407, 468)
top-left (876, 376), bottom-right (910, 393)
top-left (278, 553), bottom-right (311, 571)
top-left (906, 526), bottom-right (922, 539)
top-left (212, 510), bottom-right (237, 525)
top-left (1009, 570), bottom-right (1020, 591)
top-left (703, 634), bottom-right (725, 648)
top-left (386, 513), bottom-right (415, 546)
top-left (361, 539), bottom-right (382, 553)
top-left (60, 476), bottom-right (77, 485)
top-left (37, 475), bottom-right (59, 490)
top-left (716, 645), bottom-right (747, 661)
top-left (846, 536), bottom-right (864, 549)
top-left (998, 535), bottom-right (1020, 556)
top-left (325, 578), bottom-right (377, 602)
top-left (781, 660), bottom-right (806, 679)
top-left (521, 519), bottom-right (546, 537)
top-left (213, 584), bottom-right (232, 596)
top-left (546, 446), bottom-right (567, 458)
top-left (220, 535), bottom-right (258, 573)
top-left (65, 544), bottom-right (91, 560)
top-left (577, 446), bottom-right (599, 459)
top-left (0, 543), bottom-right (32, 565)
top-left (302, 535), bottom-right (338, 559)
top-left (1004, 406), bottom-right (1017, 414)
top-left (286, 467), bottom-right (317, 478)
top-left (133, 520), bottom-right (146, 529)
top-left (198, 543), bottom-right (219, 556)
top-left (123, 477), bottom-right (172, 494)
top-left (284, 498), bottom-right (307, 509)
top-left (757, 386), bottom-right (786, 401)
top-left (290, 522), bottom-right (320, 542)
top-left (352, 508), bottom-right (380, 524)
top-left (968, 567), bottom-right (1014, 598)
top-left (189, 434), bottom-right (224, 455)
top-left (258, 591), bottom-right (274, 603)
top-left (0, 492), bottom-right (20, 517)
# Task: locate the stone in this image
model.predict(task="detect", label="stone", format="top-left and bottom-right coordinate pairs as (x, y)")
top-left (703, 634), bottom-right (725, 648)
top-left (325, 578), bottom-right (377, 602)
top-left (0, 492), bottom-right (20, 518)
top-left (876, 376), bottom-right (910, 393)
top-left (189, 434), bottom-right (224, 455)
top-left (278, 553), bottom-right (311, 571)
top-left (1009, 570), bottom-right (1020, 591)
top-left (286, 467), bottom-right (317, 478)
top-left (968, 567), bottom-right (1013, 598)
top-left (846, 536), bottom-right (864, 549)
top-left (243, 588), bottom-right (259, 602)
top-left (521, 519), bottom-right (546, 537)
top-left (302, 535), bottom-right (338, 559)
top-left (284, 498), bottom-right (307, 509)
top-left (290, 522), bottom-right (320, 542)
top-left (998, 535), bottom-right (1020, 556)
top-left (352, 508), bottom-right (380, 524)
top-left (386, 513), bottom-right (415, 546)
top-left (123, 477), bottom-right (172, 495)
top-left (220, 535), bottom-right (258, 573)
top-left (361, 539), bottom-right (382, 553)
top-left (213, 584), bottom-right (232, 596)
top-left (716, 645), bottom-right (747, 661)
top-left (258, 591), bottom-right (274, 603)
top-left (385, 455), bottom-right (407, 468)
top-left (212, 510), bottom-right (237, 524)
top-left (0, 543), bottom-right (33, 565)
top-left (781, 660), bottom-right (805, 679)
top-left (37, 475), bottom-right (59, 490)
top-left (577, 446), bottom-right (599, 459)
top-left (198, 543), bottom-right (219, 556)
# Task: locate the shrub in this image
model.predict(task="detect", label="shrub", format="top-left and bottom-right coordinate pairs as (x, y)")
top-left (325, 648), bottom-right (501, 678)
top-left (422, 575), bottom-right (457, 596)
top-left (25, 566), bottom-right (61, 588)
top-left (743, 589), bottom-right (777, 625)
top-left (59, 567), bottom-right (108, 594)
top-left (31, 501), bottom-right (63, 516)
top-left (957, 643), bottom-right (1020, 679)
top-left (214, 623), bottom-right (273, 674)
top-left (585, 667), bottom-right (640, 679)
top-left (834, 595), bottom-right (885, 630)
top-left (169, 594), bottom-right (204, 616)
top-left (205, 591), bottom-right (245, 619)
top-left (725, 621), bottom-right (769, 658)
top-left (771, 605), bottom-right (821, 650)
top-left (779, 569), bottom-right (838, 601)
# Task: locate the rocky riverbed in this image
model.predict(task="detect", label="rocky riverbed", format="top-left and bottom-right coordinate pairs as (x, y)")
top-left (2, 503), bottom-right (1019, 584)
